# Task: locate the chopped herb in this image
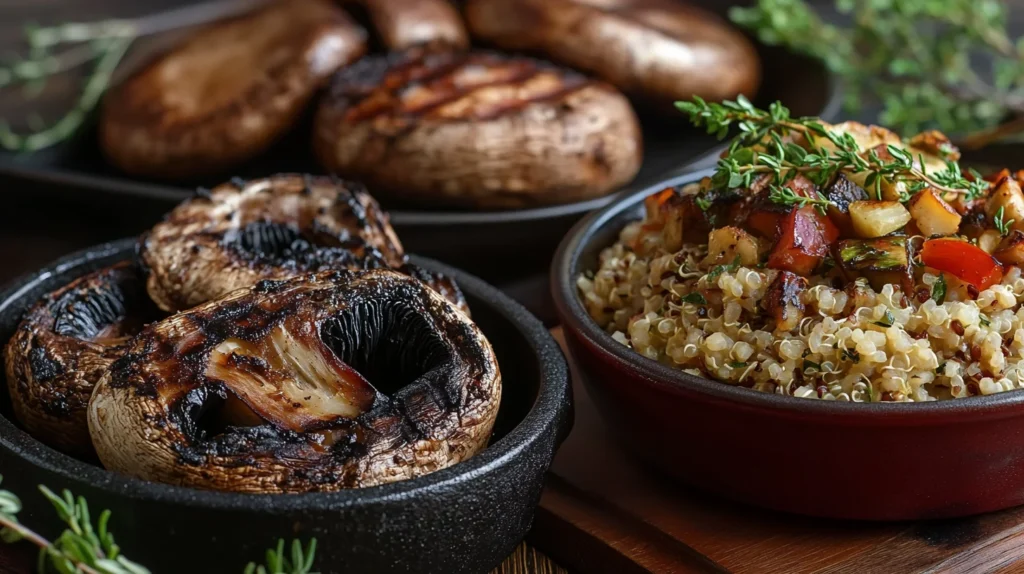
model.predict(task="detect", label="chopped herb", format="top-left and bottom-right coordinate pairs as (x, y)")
top-left (873, 309), bottom-right (896, 328)
top-left (931, 273), bottom-right (947, 305)
top-left (864, 382), bottom-right (874, 403)
top-left (706, 256), bottom-right (742, 282)
top-left (994, 206), bottom-right (1015, 237)
top-left (680, 292), bottom-right (707, 305)
top-left (695, 194), bottom-right (713, 211)
top-left (841, 348), bottom-right (861, 363)
top-left (980, 314), bottom-right (991, 327)
top-left (936, 362), bottom-right (947, 375)
top-left (728, 361), bottom-right (748, 369)
top-left (803, 359), bottom-right (822, 372)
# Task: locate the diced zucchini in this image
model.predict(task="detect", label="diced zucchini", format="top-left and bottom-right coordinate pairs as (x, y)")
top-left (838, 237), bottom-right (910, 291)
top-left (849, 200), bottom-right (912, 238)
top-left (703, 226), bottom-right (760, 267)
top-left (907, 188), bottom-right (962, 237)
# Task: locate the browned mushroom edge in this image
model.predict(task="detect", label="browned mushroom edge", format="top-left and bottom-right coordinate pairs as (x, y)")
top-left (465, 0), bottom-right (761, 107)
top-left (87, 269), bottom-right (501, 492)
top-left (99, 0), bottom-right (367, 180)
top-left (313, 48), bottom-right (643, 209)
top-left (139, 174), bottom-right (467, 314)
top-left (3, 262), bottom-right (163, 458)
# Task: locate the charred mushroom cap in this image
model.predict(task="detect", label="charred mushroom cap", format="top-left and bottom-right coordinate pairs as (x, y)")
top-left (99, 0), bottom-right (367, 180)
top-left (465, 0), bottom-right (761, 106)
top-left (3, 263), bottom-right (161, 457)
top-left (88, 269), bottom-right (501, 492)
top-left (140, 174), bottom-right (411, 312)
top-left (313, 48), bottom-right (643, 208)
top-left (356, 0), bottom-right (469, 50)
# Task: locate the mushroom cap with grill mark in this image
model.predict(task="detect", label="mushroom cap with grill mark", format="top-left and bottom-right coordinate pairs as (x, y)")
top-left (99, 0), bottom-right (367, 180)
top-left (313, 48), bottom-right (643, 208)
top-left (465, 0), bottom-right (761, 107)
top-left (87, 269), bottom-right (501, 493)
top-left (3, 263), bottom-right (161, 457)
top-left (140, 175), bottom-right (415, 312)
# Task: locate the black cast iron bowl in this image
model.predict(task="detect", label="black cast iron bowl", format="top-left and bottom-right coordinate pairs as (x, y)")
top-left (0, 239), bottom-right (572, 573)
top-left (552, 169), bottom-right (1024, 521)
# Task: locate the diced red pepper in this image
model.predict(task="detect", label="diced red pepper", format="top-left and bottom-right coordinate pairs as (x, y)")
top-left (921, 238), bottom-right (1004, 290)
top-left (767, 206), bottom-right (838, 276)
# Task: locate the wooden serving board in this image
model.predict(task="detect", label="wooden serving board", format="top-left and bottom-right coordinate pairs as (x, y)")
top-left (530, 329), bottom-right (1024, 574)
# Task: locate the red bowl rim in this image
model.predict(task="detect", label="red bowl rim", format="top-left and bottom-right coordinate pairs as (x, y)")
top-left (551, 168), bottom-right (1024, 423)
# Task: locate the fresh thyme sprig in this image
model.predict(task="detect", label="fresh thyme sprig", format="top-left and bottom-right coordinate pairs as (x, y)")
top-left (676, 96), bottom-right (990, 211)
top-left (994, 206), bottom-right (1015, 236)
top-left (0, 476), bottom-right (318, 574)
top-left (730, 0), bottom-right (1024, 143)
top-left (0, 0), bottom-right (264, 152)
top-left (245, 539), bottom-right (318, 574)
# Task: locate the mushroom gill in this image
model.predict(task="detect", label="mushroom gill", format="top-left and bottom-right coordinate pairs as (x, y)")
top-left (3, 262), bottom-right (162, 457)
top-left (140, 174), bottom-right (467, 314)
top-left (87, 269), bottom-right (501, 492)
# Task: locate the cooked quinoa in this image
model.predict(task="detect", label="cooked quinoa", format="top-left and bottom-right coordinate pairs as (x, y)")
top-left (579, 218), bottom-right (1024, 402)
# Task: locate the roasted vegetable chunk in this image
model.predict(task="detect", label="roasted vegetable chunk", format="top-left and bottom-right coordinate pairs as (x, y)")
top-left (849, 200), bottom-right (912, 238)
top-left (767, 206), bottom-right (837, 276)
top-left (907, 188), bottom-right (961, 237)
top-left (762, 270), bottom-right (807, 332)
top-left (822, 174), bottom-right (868, 237)
top-left (703, 226), bottom-right (760, 267)
top-left (837, 237), bottom-right (910, 291)
top-left (994, 230), bottom-right (1024, 266)
top-left (921, 238), bottom-right (1003, 290)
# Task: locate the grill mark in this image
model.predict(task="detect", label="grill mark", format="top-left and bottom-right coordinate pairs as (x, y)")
top-left (340, 50), bottom-right (592, 123)
top-left (407, 66), bottom-right (544, 118)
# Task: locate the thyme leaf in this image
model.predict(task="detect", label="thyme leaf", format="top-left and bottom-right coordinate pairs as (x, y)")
top-left (680, 292), bottom-right (707, 306)
top-left (932, 273), bottom-right (948, 304)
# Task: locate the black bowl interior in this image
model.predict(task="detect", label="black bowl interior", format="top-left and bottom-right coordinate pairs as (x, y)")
top-left (0, 239), bottom-right (571, 574)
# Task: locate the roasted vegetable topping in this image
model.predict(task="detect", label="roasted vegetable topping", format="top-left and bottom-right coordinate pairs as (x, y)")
top-left (921, 238), bottom-right (1004, 290)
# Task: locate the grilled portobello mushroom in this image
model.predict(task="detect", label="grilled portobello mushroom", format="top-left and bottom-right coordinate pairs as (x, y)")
top-left (313, 48), bottom-right (643, 208)
top-left (4, 263), bottom-right (161, 457)
top-left (355, 0), bottom-right (469, 50)
top-left (88, 269), bottom-right (500, 492)
top-left (465, 0), bottom-right (761, 107)
top-left (100, 0), bottom-right (367, 180)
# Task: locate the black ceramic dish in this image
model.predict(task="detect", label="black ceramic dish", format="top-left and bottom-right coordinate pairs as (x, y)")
top-left (0, 46), bottom-right (839, 283)
top-left (0, 239), bottom-right (572, 573)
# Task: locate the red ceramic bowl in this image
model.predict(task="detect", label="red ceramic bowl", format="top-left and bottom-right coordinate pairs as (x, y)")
top-left (552, 169), bottom-right (1024, 520)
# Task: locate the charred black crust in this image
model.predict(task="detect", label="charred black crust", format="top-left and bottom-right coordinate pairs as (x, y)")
top-left (114, 270), bottom-right (494, 484)
top-left (5, 262), bottom-right (165, 455)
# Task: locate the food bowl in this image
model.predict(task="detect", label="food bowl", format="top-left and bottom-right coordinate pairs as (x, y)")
top-left (551, 169), bottom-right (1024, 521)
top-left (0, 239), bottom-right (572, 574)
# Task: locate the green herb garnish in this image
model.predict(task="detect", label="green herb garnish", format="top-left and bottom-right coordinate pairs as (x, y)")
top-left (728, 361), bottom-right (748, 369)
top-left (932, 273), bottom-right (948, 304)
top-left (981, 314), bottom-right (992, 327)
top-left (874, 309), bottom-right (896, 328)
top-left (680, 292), bottom-right (707, 306)
top-left (0, 475), bottom-right (318, 573)
top-left (675, 96), bottom-right (989, 209)
top-left (730, 0), bottom-right (1024, 145)
top-left (994, 206), bottom-right (1015, 237)
top-left (803, 359), bottom-right (822, 372)
top-left (706, 256), bottom-right (742, 282)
